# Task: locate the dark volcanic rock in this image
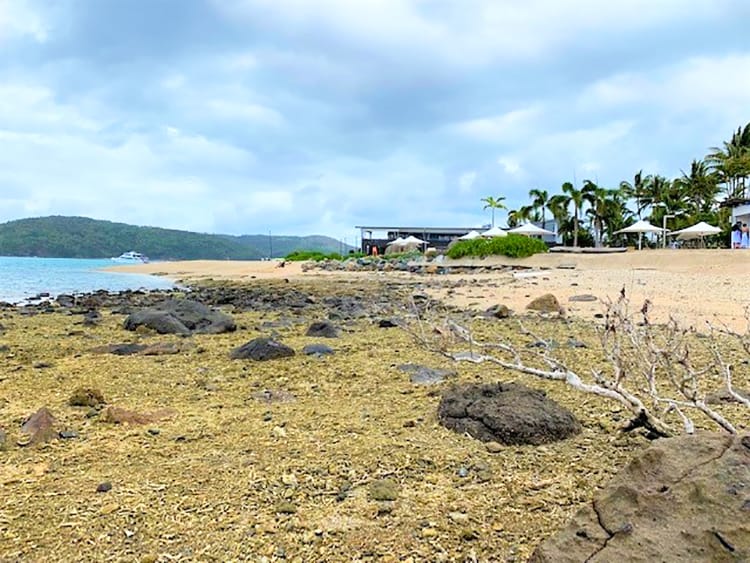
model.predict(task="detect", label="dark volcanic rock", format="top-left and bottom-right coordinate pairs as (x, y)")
top-left (305, 321), bottom-right (339, 338)
top-left (378, 318), bottom-right (399, 328)
top-left (105, 343), bottom-right (148, 356)
top-left (124, 310), bottom-right (191, 335)
top-left (302, 343), bottom-right (335, 356)
top-left (399, 364), bottom-right (457, 385)
top-left (230, 338), bottom-right (295, 361)
top-left (437, 382), bottom-right (581, 445)
top-left (485, 304), bottom-right (513, 319)
top-left (530, 432), bottom-right (750, 562)
top-left (124, 299), bottom-right (235, 335)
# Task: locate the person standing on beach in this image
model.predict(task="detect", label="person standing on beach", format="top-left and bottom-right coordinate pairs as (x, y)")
top-left (732, 221), bottom-right (742, 248)
top-left (741, 224), bottom-right (749, 249)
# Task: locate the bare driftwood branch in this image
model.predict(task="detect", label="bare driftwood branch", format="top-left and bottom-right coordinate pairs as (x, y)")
top-left (405, 289), bottom-right (750, 437)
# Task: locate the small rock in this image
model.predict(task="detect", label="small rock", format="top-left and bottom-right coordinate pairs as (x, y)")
top-left (449, 512), bottom-right (469, 524)
top-left (485, 441), bottom-right (503, 453)
top-left (378, 319), bottom-right (398, 328)
top-left (147, 428), bottom-right (161, 436)
top-left (302, 344), bottom-right (334, 357)
top-left (68, 387), bottom-right (106, 408)
top-left (526, 294), bottom-right (563, 314)
top-left (272, 426), bottom-right (287, 438)
top-left (557, 263), bottom-right (577, 270)
top-left (421, 527), bottom-right (438, 539)
top-left (0, 428), bottom-right (7, 450)
top-left (97, 481), bottom-right (113, 493)
top-left (398, 364), bottom-right (457, 385)
top-left (275, 501), bottom-right (297, 514)
top-left (568, 294), bottom-right (598, 302)
top-left (457, 467), bottom-right (469, 478)
top-left (58, 430), bottom-right (78, 440)
top-left (369, 479), bottom-right (399, 501)
top-left (485, 304), bottom-right (512, 319)
top-left (230, 338), bottom-right (295, 361)
top-left (305, 321), bottom-right (339, 338)
top-left (19, 407), bottom-right (57, 445)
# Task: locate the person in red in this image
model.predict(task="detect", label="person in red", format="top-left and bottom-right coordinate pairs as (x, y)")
top-left (371, 246), bottom-right (379, 256)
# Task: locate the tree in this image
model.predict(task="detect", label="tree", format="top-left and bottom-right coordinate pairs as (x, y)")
top-left (481, 195), bottom-right (507, 227)
top-left (561, 182), bottom-right (589, 248)
top-left (528, 188), bottom-right (550, 227)
top-left (620, 170), bottom-right (652, 219)
top-left (707, 123), bottom-right (750, 199)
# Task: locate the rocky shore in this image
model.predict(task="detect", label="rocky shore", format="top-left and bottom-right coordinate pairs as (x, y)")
top-left (0, 275), bottom-right (748, 561)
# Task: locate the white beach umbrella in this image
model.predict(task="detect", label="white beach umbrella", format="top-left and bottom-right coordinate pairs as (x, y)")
top-left (614, 219), bottom-right (664, 234)
top-left (670, 221), bottom-right (722, 240)
top-left (482, 226), bottom-right (508, 237)
top-left (386, 237), bottom-right (406, 246)
top-left (614, 219), bottom-right (666, 250)
top-left (508, 223), bottom-right (555, 236)
top-left (458, 230), bottom-right (482, 240)
top-left (402, 235), bottom-right (426, 245)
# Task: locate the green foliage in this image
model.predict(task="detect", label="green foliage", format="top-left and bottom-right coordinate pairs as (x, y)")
top-left (446, 235), bottom-right (548, 259)
top-left (285, 250), bottom-right (365, 261)
top-left (0, 216), bottom-right (349, 260)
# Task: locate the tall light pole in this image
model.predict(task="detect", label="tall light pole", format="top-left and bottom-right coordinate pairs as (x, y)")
top-left (662, 214), bottom-right (676, 248)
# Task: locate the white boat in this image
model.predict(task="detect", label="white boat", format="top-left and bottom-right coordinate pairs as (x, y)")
top-left (111, 251), bottom-right (149, 263)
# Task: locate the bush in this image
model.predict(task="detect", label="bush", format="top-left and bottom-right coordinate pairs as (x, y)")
top-left (285, 250), bottom-right (365, 262)
top-left (446, 235), bottom-right (548, 259)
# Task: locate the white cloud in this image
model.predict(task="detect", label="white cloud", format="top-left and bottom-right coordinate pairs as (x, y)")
top-left (0, 0), bottom-right (48, 43)
top-left (206, 99), bottom-right (284, 126)
top-left (497, 156), bottom-right (522, 176)
top-left (451, 107), bottom-right (540, 143)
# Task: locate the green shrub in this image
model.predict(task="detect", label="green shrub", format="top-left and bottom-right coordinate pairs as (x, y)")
top-left (285, 250), bottom-right (365, 261)
top-left (446, 235), bottom-right (548, 259)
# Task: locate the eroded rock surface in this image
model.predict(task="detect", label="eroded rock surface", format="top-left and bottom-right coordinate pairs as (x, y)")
top-left (530, 432), bottom-right (750, 562)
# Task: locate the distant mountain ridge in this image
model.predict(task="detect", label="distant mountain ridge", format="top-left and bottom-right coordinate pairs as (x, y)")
top-left (0, 216), bottom-right (348, 260)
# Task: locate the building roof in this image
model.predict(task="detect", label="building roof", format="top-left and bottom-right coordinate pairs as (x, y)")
top-left (356, 226), bottom-right (480, 234)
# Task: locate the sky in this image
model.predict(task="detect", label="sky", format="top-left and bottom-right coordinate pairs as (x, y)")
top-left (1, 0), bottom-right (749, 240)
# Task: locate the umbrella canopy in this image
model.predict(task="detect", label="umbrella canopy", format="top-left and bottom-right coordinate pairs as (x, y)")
top-left (458, 230), bottom-right (482, 240)
top-left (482, 226), bottom-right (508, 237)
top-left (386, 237), bottom-right (406, 246)
top-left (402, 235), bottom-right (426, 245)
top-left (508, 223), bottom-right (555, 236)
top-left (614, 220), bottom-right (665, 234)
top-left (670, 221), bottom-right (722, 240)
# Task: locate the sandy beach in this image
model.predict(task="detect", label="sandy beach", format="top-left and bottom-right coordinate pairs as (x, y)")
top-left (109, 249), bottom-right (750, 332)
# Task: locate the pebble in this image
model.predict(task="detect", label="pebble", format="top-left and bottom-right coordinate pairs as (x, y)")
top-left (58, 430), bottom-right (78, 440)
top-left (421, 527), bottom-right (438, 539)
top-left (272, 426), bottom-right (287, 438)
top-left (275, 501), bottom-right (297, 514)
top-left (485, 441), bottom-right (503, 453)
top-left (100, 503), bottom-right (118, 515)
top-left (448, 512), bottom-right (469, 524)
top-left (369, 479), bottom-right (399, 501)
top-left (97, 481), bottom-right (112, 493)
top-left (147, 428), bottom-right (161, 436)
top-left (457, 467), bottom-right (469, 478)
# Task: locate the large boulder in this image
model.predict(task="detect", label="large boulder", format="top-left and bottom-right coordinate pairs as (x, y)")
top-left (124, 299), bottom-right (235, 335)
top-left (437, 382), bottom-right (581, 445)
top-left (530, 432), bottom-right (750, 562)
top-left (230, 338), bottom-right (295, 361)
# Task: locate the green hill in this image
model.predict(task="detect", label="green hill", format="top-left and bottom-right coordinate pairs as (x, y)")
top-left (0, 216), bottom-right (349, 260)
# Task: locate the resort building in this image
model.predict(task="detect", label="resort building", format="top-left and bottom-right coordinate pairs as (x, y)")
top-left (355, 226), bottom-right (480, 254)
top-left (722, 197), bottom-right (750, 226)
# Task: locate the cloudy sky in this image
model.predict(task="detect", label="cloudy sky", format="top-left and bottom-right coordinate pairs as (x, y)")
top-left (1, 0), bottom-right (748, 239)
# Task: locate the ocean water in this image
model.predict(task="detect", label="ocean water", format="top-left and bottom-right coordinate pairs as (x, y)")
top-left (0, 256), bottom-right (175, 304)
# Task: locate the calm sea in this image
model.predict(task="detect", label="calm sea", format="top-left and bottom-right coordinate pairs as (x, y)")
top-left (0, 257), bottom-right (175, 304)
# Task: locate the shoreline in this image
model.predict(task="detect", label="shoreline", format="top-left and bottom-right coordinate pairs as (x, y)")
top-left (105, 250), bottom-right (750, 332)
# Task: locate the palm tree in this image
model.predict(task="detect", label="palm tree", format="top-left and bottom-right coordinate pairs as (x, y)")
top-left (707, 123), bottom-right (750, 199)
top-left (548, 193), bottom-right (571, 242)
top-left (676, 159), bottom-right (720, 216)
top-left (561, 182), bottom-right (589, 247)
top-left (528, 188), bottom-right (550, 228)
top-left (620, 171), bottom-right (652, 218)
top-left (481, 195), bottom-right (507, 227)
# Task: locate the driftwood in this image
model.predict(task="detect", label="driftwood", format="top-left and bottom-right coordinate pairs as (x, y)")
top-left (406, 289), bottom-right (750, 437)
